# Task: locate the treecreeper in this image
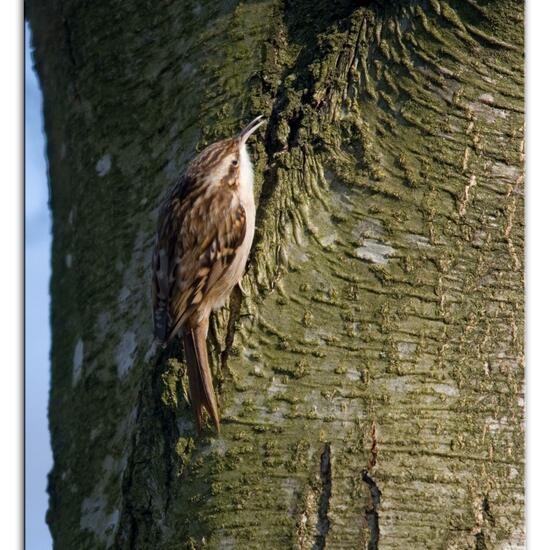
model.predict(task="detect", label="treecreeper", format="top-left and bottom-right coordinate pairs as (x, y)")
top-left (152, 116), bottom-right (265, 432)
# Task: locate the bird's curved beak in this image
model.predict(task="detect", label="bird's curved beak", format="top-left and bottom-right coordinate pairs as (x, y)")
top-left (239, 115), bottom-right (266, 144)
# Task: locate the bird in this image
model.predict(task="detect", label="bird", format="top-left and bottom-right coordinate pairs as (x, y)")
top-left (152, 115), bottom-right (265, 432)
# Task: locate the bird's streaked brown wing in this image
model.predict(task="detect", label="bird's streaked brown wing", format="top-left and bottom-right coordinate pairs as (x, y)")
top-left (152, 179), bottom-right (247, 343)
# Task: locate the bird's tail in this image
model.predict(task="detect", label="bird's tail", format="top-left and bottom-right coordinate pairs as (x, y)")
top-left (182, 318), bottom-right (220, 433)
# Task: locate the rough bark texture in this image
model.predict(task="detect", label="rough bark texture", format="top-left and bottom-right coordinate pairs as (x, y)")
top-left (27, 0), bottom-right (524, 548)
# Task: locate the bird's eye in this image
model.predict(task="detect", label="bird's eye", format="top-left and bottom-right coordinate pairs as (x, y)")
top-left (232, 159), bottom-right (239, 166)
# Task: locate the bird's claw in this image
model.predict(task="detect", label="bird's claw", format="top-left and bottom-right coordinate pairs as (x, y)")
top-left (238, 280), bottom-right (248, 296)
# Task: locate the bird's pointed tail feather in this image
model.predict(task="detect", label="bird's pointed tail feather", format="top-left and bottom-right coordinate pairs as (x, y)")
top-left (183, 319), bottom-right (220, 433)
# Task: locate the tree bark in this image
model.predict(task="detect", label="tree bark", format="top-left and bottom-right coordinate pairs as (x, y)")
top-left (27, 0), bottom-right (524, 548)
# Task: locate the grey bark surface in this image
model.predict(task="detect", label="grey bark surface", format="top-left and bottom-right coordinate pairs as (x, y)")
top-left (27, 0), bottom-right (524, 548)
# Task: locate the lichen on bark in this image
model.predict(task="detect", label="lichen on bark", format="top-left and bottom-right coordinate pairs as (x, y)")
top-left (27, 0), bottom-right (524, 548)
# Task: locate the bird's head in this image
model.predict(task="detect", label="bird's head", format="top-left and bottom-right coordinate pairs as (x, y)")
top-left (188, 115), bottom-right (265, 188)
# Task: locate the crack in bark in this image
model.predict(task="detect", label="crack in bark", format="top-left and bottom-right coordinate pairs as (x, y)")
top-left (313, 443), bottom-right (332, 550)
top-left (363, 421), bottom-right (381, 550)
top-left (475, 530), bottom-right (487, 550)
top-left (115, 383), bottom-right (146, 550)
top-left (115, 348), bottom-right (182, 549)
top-left (474, 494), bottom-right (495, 550)
top-left (362, 469), bottom-right (381, 550)
top-left (115, 373), bottom-right (152, 549)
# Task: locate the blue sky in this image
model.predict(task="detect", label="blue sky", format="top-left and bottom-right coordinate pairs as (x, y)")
top-left (25, 22), bottom-right (54, 550)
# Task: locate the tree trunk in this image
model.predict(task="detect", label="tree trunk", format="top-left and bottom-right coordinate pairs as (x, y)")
top-left (27, 0), bottom-right (524, 548)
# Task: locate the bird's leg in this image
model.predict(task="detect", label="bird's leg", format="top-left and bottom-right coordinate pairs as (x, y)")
top-left (220, 286), bottom-right (244, 375)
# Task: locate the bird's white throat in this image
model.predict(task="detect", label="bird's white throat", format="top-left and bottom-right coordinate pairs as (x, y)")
top-left (239, 143), bottom-right (255, 208)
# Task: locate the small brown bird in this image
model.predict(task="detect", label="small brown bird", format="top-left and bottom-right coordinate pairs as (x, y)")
top-left (152, 116), bottom-right (265, 432)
